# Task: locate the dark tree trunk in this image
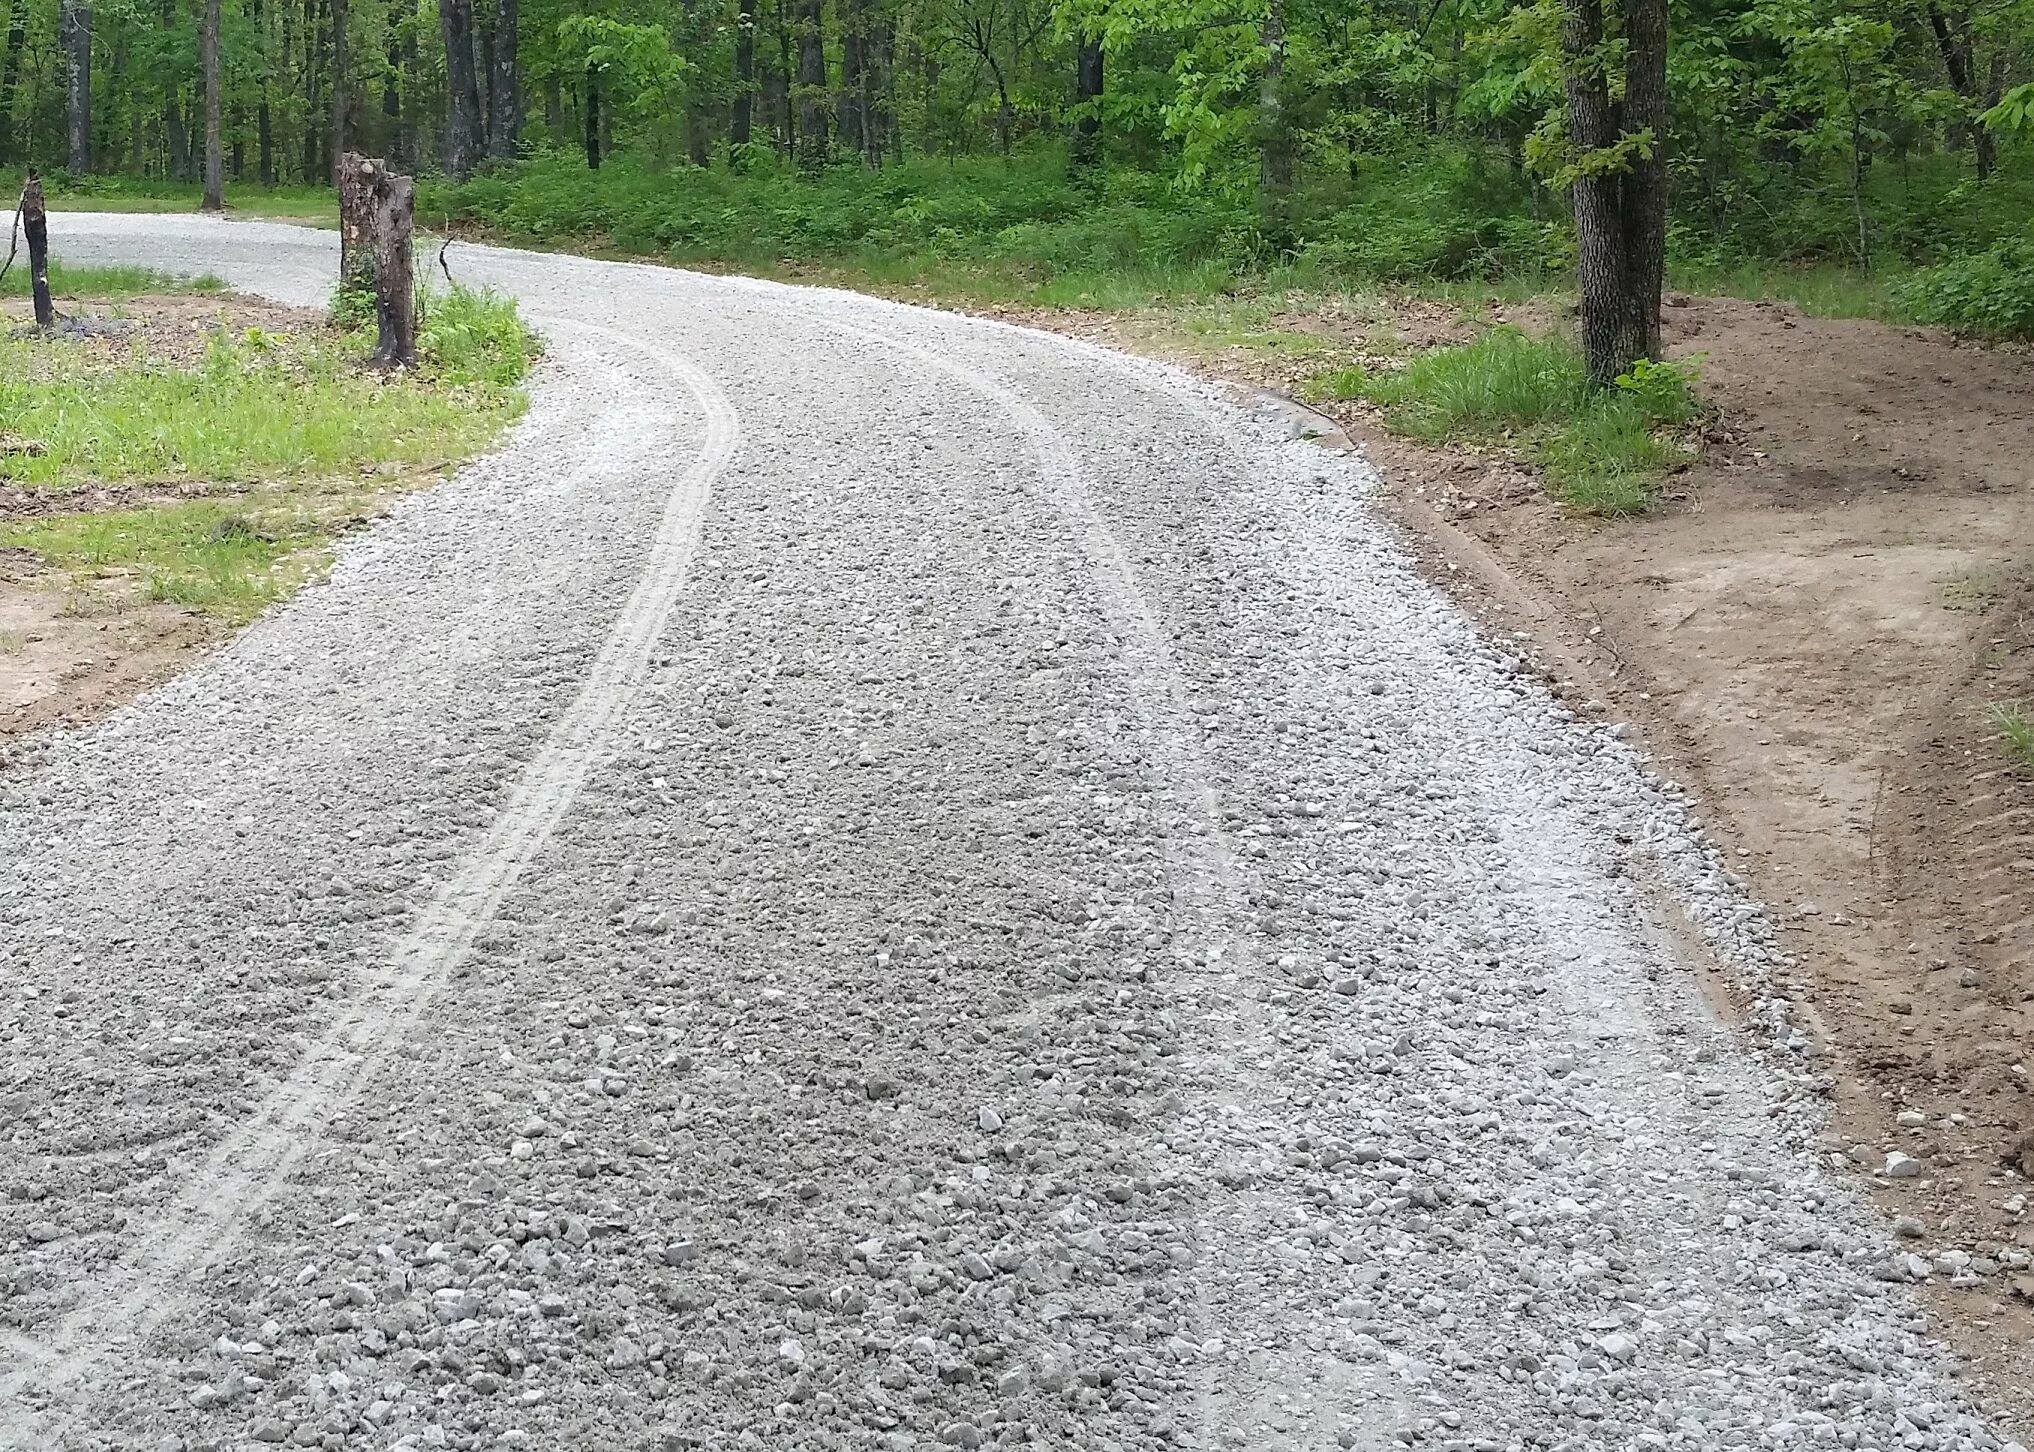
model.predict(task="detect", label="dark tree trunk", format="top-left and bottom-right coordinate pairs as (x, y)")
top-left (259, 100), bottom-right (275, 182)
top-left (1258, 0), bottom-right (1290, 200)
top-left (544, 72), bottom-right (561, 139)
top-left (487, 0), bottom-right (520, 157)
top-left (1073, 38), bottom-right (1102, 164)
top-left (0, 16), bottom-right (26, 163)
top-left (1561, 0), bottom-right (1667, 386)
top-left (583, 68), bottom-right (600, 169)
top-left (776, 0), bottom-right (793, 152)
top-left (478, 25), bottom-right (494, 139)
top-left (838, 0), bottom-right (863, 154)
top-left (1928, 6), bottom-right (1995, 180)
top-left (381, 39), bottom-right (401, 157)
top-left (337, 150), bottom-right (378, 294)
top-left (23, 169), bottom-right (53, 326)
top-left (794, 0), bottom-right (826, 168)
top-left (330, 0), bottom-right (347, 181)
top-left (439, 0), bottom-right (483, 177)
top-left (62, 0), bottom-right (91, 172)
top-left (369, 165), bottom-right (417, 368)
top-left (732, 0), bottom-right (755, 145)
top-left (202, 0), bottom-right (223, 208)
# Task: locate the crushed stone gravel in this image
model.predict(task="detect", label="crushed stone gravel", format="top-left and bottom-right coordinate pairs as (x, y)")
top-left (0, 213), bottom-right (2025, 1452)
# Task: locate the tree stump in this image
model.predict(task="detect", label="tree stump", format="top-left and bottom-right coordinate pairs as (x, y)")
top-left (368, 167), bottom-right (417, 369)
top-left (336, 151), bottom-right (379, 300)
top-left (22, 169), bottom-right (53, 328)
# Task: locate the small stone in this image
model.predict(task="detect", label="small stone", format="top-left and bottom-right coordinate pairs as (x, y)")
top-left (250, 1422), bottom-right (289, 1444)
top-left (25, 1221), bottom-right (62, 1243)
top-left (977, 1107), bottom-right (1003, 1133)
top-left (959, 1252), bottom-right (994, 1281)
top-left (1896, 1110), bottom-right (1926, 1128)
top-left (609, 1337), bottom-right (646, 1370)
top-left (779, 1338), bottom-right (806, 1369)
top-left (1598, 1333), bottom-right (1638, 1363)
top-left (939, 1423), bottom-right (983, 1449)
top-left (1884, 1151), bottom-right (1926, 1179)
top-left (662, 1240), bottom-right (697, 1267)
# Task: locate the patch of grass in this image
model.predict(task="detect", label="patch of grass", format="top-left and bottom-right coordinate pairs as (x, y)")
top-left (0, 322), bottom-right (522, 489)
top-left (1318, 327), bottom-right (1698, 516)
top-left (1, 261), bottom-right (228, 299)
top-left (0, 499), bottom-right (335, 623)
top-left (1995, 701), bottom-right (2034, 775)
top-left (3, 170), bottom-right (337, 221)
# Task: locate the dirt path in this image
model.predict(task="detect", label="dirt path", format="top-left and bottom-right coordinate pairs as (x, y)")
top-left (0, 217), bottom-right (2024, 1452)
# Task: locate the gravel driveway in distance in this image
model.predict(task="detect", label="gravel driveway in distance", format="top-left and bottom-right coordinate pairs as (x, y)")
top-left (0, 215), bottom-right (2024, 1452)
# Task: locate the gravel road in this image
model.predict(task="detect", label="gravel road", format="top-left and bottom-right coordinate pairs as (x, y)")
top-left (1, 215), bottom-right (2024, 1452)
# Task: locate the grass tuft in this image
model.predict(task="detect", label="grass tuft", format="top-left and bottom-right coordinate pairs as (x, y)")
top-left (1, 261), bottom-right (227, 299)
top-left (1994, 701), bottom-right (2034, 775)
top-left (1314, 327), bottom-right (1697, 517)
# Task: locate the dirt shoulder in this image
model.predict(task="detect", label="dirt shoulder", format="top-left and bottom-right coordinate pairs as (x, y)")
top-left (977, 289), bottom-right (2034, 1420)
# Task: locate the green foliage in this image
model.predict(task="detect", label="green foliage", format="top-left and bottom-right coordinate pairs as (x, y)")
top-left (1333, 327), bottom-right (1696, 517)
top-left (1894, 239), bottom-right (2034, 338)
top-left (419, 286), bottom-right (542, 387)
top-left (0, 261), bottom-right (228, 298)
top-left (1995, 701), bottom-right (2034, 775)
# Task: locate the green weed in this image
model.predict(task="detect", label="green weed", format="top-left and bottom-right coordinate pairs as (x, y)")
top-left (0, 261), bottom-right (227, 299)
top-left (1995, 702), bottom-right (2034, 775)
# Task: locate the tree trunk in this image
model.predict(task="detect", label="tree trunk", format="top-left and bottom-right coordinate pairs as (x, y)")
top-left (1258, 0), bottom-right (1290, 199)
top-left (794, 0), bottom-right (825, 168)
top-left (1928, 5), bottom-right (1994, 180)
top-left (732, 0), bottom-right (756, 145)
top-left (62, 0), bottom-right (91, 172)
top-left (583, 67), bottom-right (600, 169)
top-left (337, 150), bottom-right (378, 295)
top-left (439, 0), bottom-right (483, 177)
top-left (544, 72), bottom-right (561, 140)
top-left (487, 0), bottom-right (520, 157)
top-left (202, 0), bottom-right (223, 208)
top-left (329, 0), bottom-right (347, 181)
top-left (838, 0), bottom-right (863, 154)
top-left (369, 165), bottom-right (417, 368)
top-left (0, 15), bottom-right (27, 164)
top-left (1561, 0), bottom-right (1667, 386)
top-left (1073, 38), bottom-right (1102, 165)
top-left (23, 169), bottom-right (53, 326)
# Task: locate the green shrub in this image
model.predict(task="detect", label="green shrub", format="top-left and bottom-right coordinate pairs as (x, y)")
top-left (420, 285), bottom-right (541, 387)
top-left (1895, 239), bottom-right (2034, 339)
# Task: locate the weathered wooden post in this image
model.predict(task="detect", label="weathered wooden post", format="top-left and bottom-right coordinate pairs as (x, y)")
top-left (368, 167), bottom-right (417, 370)
top-left (22, 169), bottom-right (53, 328)
top-left (336, 151), bottom-right (378, 300)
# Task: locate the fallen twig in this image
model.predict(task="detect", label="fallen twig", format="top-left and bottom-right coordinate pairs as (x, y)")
top-left (439, 228), bottom-right (454, 287)
top-left (0, 185), bottom-right (23, 288)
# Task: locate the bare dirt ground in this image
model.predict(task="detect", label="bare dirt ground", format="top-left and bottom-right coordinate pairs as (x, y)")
top-left (984, 289), bottom-right (2034, 1402)
top-left (1, 292), bottom-right (339, 754)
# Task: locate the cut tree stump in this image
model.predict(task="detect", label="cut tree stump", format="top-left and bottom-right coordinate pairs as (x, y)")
top-left (22, 170), bottom-right (54, 328)
top-left (369, 167), bottom-right (417, 370)
top-left (336, 151), bottom-right (379, 299)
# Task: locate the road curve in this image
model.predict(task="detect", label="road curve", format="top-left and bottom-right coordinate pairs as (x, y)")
top-left (0, 216), bottom-right (2019, 1452)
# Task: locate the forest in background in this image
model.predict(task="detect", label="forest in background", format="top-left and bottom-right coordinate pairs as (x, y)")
top-left (0, 0), bottom-right (2030, 332)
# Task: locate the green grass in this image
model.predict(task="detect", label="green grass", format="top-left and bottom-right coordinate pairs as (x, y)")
top-left (1309, 327), bottom-right (1698, 516)
top-left (0, 499), bottom-right (334, 622)
top-left (0, 289), bottom-right (536, 621)
top-left (4, 170), bottom-right (337, 221)
top-left (1995, 702), bottom-right (2034, 775)
top-left (1, 260), bottom-right (227, 299)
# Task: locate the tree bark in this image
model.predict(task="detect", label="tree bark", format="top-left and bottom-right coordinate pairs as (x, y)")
top-left (202, 0), bottom-right (223, 208)
top-left (487, 0), bottom-right (520, 158)
top-left (0, 15), bottom-right (26, 164)
top-left (583, 67), bottom-right (601, 169)
top-left (732, 0), bottom-right (756, 145)
top-left (838, 0), bottom-right (863, 154)
top-left (439, 0), bottom-right (483, 177)
top-left (369, 165), bottom-right (416, 368)
top-left (23, 169), bottom-right (53, 326)
top-left (1073, 38), bottom-right (1102, 165)
top-left (1561, 0), bottom-right (1666, 386)
top-left (1928, 6), bottom-right (1995, 180)
top-left (329, 0), bottom-right (348, 181)
top-left (337, 150), bottom-right (378, 295)
top-left (1258, 0), bottom-right (1290, 198)
top-left (794, 0), bottom-right (826, 168)
top-left (61, 0), bottom-right (91, 172)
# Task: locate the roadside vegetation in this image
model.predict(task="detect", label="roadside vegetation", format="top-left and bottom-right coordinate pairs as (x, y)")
top-left (1, 267), bottom-right (535, 622)
top-left (1997, 702), bottom-right (2034, 776)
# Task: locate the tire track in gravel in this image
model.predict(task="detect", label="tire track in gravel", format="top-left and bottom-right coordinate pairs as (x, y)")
top-left (809, 313), bottom-right (1416, 1443)
top-left (0, 324), bottom-right (738, 1441)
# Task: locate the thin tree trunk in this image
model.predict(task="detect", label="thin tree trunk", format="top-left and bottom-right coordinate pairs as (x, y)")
top-left (439, 0), bottom-right (482, 177)
top-left (1258, 0), bottom-right (1290, 200)
top-left (487, 0), bottom-right (519, 157)
top-left (23, 169), bottom-right (53, 326)
top-left (202, 0), bottom-right (223, 208)
top-left (776, 0), bottom-right (793, 153)
top-left (838, 0), bottom-right (863, 154)
top-left (330, 0), bottom-right (347, 181)
top-left (732, 0), bottom-right (756, 145)
top-left (583, 68), bottom-right (600, 169)
top-left (1927, 5), bottom-right (1994, 180)
top-left (0, 15), bottom-right (26, 163)
top-left (62, 0), bottom-right (91, 172)
top-left (544, 72), bottom-right (561, 139)
top-left (1073, 38), bottom-right (1102, 164)
top-left (794, 0), bottom-right (825, 168)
